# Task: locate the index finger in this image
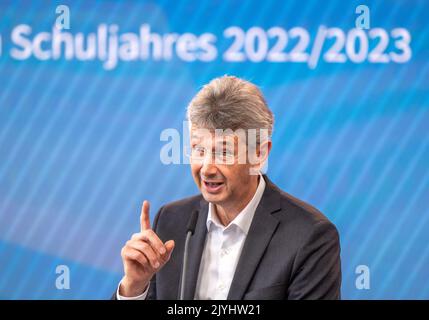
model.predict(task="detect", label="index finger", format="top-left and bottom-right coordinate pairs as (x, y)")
top-left (140, 200), bottom-right (151, 231)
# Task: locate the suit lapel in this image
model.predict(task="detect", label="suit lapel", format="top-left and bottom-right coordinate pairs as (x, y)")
top-left (183, 199), bottom-right (209, 300)
top-left (227, 177), bottom-right (282, 300)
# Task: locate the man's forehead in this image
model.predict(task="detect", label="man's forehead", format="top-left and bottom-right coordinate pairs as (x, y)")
top-left (190, 128), bottom-right (239, 143)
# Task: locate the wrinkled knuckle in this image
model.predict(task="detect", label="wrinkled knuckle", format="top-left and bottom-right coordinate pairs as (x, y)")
top-left (131, 233), bottom-right (141, 240)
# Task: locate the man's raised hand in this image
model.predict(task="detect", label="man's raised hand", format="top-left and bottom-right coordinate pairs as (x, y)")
top-left (119, 200), bottom-right (175, 297)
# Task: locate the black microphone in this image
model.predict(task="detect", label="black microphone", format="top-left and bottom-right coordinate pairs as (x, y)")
top-left (178, 210), bottom-right (199, 300)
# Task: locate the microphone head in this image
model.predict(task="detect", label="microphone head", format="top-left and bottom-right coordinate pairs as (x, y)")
top-left (186, 210), bottom-right (199, 235)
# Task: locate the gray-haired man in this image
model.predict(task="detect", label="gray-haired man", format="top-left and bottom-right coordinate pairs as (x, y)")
top-left (115, 76), bottom-right (341, 300)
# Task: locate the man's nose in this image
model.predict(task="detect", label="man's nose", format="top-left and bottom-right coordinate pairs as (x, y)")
top-left (200, 155), bottom-right (217, 176)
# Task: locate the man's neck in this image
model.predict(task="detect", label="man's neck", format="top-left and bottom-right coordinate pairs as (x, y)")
top-left (214, 175), bottom-right (260, 226)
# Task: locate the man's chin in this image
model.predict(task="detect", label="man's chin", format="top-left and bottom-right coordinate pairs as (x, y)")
top-left (201, 190), bottom-right (225, 204)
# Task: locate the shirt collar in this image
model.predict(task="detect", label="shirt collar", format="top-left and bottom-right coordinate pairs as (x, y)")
top-left (206, 173), bottom-right (266, 235)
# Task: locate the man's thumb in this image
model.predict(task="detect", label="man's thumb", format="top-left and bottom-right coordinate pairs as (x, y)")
top-left (165, 240), bottom-right (175, 256)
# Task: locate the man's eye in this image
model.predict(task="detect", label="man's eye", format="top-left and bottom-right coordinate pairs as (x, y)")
top-left (193, 147), bottom-right (205, 155)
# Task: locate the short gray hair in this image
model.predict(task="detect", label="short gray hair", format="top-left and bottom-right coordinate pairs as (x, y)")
top-left (187, 76), bottom-right (274, 141)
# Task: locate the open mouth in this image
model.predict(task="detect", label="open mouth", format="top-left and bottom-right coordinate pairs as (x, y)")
top-left (203, 180), bottom-right (224, 193)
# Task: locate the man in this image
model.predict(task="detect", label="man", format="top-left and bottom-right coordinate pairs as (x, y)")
top-left (115, 76), bottom-right (341, 300)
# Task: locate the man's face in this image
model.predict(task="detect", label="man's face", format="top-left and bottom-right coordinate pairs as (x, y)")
top-left (189, 127), bottom-right (259, 206)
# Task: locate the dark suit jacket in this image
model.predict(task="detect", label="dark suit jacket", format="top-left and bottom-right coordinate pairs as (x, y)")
top-left (119, 175), bottom-right (341, 300)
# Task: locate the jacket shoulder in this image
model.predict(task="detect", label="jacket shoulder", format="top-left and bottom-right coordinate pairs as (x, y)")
top-left (152, 194), bottom-right (204, 239)
top-left (161, 194), bottom-right (203, 213)
top-left (154, 194), bottom-right (203, 228)
top-left (271, 183), bottom-right (338, 236)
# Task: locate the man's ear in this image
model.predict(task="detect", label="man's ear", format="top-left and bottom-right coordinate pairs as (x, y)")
top-left (259, 140), bottom-right (271, 163)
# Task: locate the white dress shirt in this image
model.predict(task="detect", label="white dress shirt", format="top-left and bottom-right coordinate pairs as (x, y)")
top-left (117, 174), bottom-right (266, 300)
